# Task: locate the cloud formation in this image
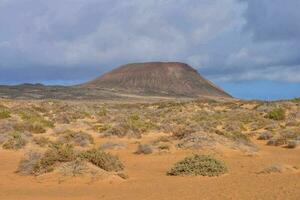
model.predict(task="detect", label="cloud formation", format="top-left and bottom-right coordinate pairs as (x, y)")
top-left (0, 0), bottom-right (299, 84)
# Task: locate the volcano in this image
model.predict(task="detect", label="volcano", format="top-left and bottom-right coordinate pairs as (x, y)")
top-left (82, 62), bottom-right (231, 98)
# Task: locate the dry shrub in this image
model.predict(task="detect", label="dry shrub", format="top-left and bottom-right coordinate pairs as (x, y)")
top-left (2, 132), bottom-right (29, 150)
top-left (215, 130), bottom-right (250, 143)
top-left (33, 143), bottom-right (77, 174)
top-left (54, 114), bottom-right (71, 124)
top-left (286, 140), bottom-right (298, 149)
top-left (16, 110), bottom-right (54, 133)
top-left (135, 144), bottom-right (153, 155)
top-left (59, 159), bottom-right (88, 176)
top-left (17, 144), bottom-right (124, 176)
top-left (14, 122), bottom-right (47, 134)
top-left (257, 132), bottom-right (273, 140)
top-left (267, 136), bottom-right (286, 146)
top-left (103, 124), bottom-right (126, 137)
top-left (58, 131), bottom-right (94, 147)
top-left (167, 155), bottom-right (227, 176)
top-left (79, 149), bottom-right (124, 172)
top-left (33, 137), bottom-right (51, 147)
top-left (172, 125), bottom-right (195, 139)
top-left (17, 151), bottom-right (43, 175)
top-left (157, 144), bottom-right (170, 151)
top-left (112, 113), bottom-right (155, 137)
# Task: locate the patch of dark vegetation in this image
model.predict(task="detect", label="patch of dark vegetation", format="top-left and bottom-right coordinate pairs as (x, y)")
top-left (0, 108), bottom-right (11, 119)
top-left (167, 155), bottom-right (228, 176)
top-left (266, 108), bottom-right (285, 121)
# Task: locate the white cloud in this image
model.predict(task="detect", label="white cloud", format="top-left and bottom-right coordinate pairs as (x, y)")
top-left (0, 0), bottom-right (299, 84)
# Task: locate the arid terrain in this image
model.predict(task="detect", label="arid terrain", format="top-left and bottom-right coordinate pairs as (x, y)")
top-left (0, 97), bottom-right (299, 200)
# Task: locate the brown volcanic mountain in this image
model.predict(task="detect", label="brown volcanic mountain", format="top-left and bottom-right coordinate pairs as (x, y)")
top-left (83, 62), bottom-right (231, 98)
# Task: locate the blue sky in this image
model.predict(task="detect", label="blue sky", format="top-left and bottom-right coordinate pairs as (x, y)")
top-left (0, 0), bottom-right (299, 100)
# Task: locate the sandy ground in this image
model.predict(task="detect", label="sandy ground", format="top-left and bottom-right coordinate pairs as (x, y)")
top-left (0, 136), bottom-right (299, 200)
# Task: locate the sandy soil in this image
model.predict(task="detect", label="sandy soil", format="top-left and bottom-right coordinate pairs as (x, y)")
top-left (0, 136), bottom-right (299, 200)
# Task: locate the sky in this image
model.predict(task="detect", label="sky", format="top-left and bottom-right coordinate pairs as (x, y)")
top-left (0, 0), bottom-right (299, 100)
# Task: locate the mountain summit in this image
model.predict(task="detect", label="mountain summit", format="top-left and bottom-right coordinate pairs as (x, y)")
top-left (83, 62), bottom-right (231, 98)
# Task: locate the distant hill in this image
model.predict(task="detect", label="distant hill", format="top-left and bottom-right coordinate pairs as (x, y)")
top-left (82, 62), bottom-right (231, 98)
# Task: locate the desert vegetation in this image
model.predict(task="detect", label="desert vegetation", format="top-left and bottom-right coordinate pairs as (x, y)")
top-left (17, 143), bottom-right (124, 176)
top-left (0, 98), bottom-right (299, 181)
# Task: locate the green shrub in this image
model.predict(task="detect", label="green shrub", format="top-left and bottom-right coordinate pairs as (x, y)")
top-left (80, 149), bottom-right (124, 172)
top-left (167, 155), bottom-right (228, 176)
top-left (266, 108), bottom-right (285, 120)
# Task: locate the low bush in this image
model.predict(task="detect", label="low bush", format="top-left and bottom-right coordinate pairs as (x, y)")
top-left (17, 151), bottom-right (42, 175)
top-left (266, 108), bottom-right (285, 121)
top-left (257, 132), bottom-right (273, 140)
top-left (267, 136), bottom-right (286, 146)
top-left (135, 144), bottom-right (153, 155)
top-left (33, 143), bottom-right (76, 174)
top-left (286, 140), bottom-right (298, 149)
top-left (167, 155), bottom-right (228, 176)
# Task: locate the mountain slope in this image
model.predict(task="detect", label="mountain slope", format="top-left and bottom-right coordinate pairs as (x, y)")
top-left (83, 62), bottom-right (231, 98)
